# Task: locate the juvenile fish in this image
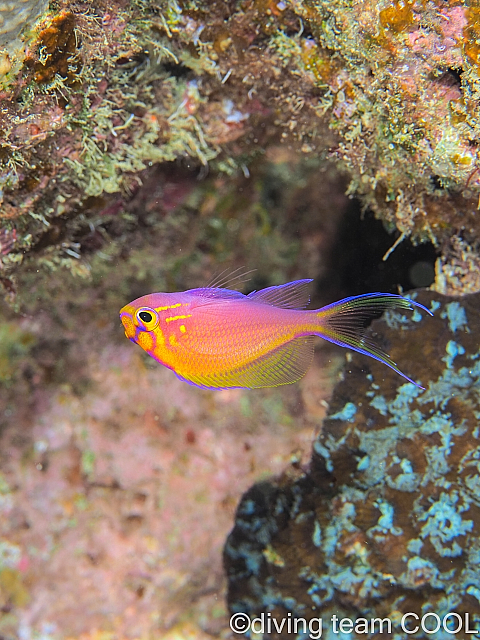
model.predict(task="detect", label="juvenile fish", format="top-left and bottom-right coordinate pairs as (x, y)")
top-left (120, 279), bottom-right (432, 389)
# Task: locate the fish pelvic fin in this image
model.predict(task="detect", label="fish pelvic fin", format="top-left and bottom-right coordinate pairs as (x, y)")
top-left (316, 293), bottom-right (433, 388)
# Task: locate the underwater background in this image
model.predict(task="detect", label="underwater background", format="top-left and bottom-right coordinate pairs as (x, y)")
top-left (0, 0), bottom-right (479, 638)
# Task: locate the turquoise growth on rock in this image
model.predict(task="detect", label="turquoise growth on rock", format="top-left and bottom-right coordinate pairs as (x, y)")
top-left (225, 290), bottom-right (480, 639)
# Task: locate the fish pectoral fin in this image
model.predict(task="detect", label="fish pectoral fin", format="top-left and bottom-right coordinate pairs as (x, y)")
top-left (247, 279), bottom-right (313, 309)
top-left (174, 336), bottom-right (315, 389)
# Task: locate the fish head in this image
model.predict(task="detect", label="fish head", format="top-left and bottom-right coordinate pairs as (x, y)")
top-left (120, 292), bottom-right (183, 359)
top-left (120, 293), bottom-right (165, 344)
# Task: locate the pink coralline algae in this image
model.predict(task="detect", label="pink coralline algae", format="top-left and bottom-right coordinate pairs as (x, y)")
top-left (408, 7), bottom-right (466, 70)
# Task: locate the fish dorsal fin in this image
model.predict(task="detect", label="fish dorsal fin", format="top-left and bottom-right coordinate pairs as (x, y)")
top-left (247, 279), bottom-right (313, 309)
top-left (187, 287), bottom-right (246, 301)
top-left (205, 266), bottom-right (256, 290)
top-left (175, 336), bottom-right (315, 389)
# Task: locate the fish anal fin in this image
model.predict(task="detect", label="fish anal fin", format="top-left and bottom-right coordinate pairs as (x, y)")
top-left (247, 279), bottom-right (313, 309)
top-left (175, 336), bottom-right (315, 389)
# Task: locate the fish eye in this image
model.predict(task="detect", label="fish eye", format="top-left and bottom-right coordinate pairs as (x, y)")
top-left (135, 307), bottom-right (159, 329)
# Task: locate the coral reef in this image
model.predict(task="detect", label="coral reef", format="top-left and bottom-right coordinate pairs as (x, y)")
top-left (3, 0), bottom-right (480, 294)
top-left (0, 0), bottom-right (334, 294)
top-left (225, 289), bottom-right (480, 639)
top-left (2, 0), bottom-right (480, 294)
top-left (290, 0), bottom-right (480, 248)
top-left (433, 235), bottom-right (480, 296)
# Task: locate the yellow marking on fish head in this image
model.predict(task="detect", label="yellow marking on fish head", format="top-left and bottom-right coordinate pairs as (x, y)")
top-left (151, 324), bottom-right (165, 347)
top-left (138, 331), bottom-right (154, 353)
top-left (179, 325), bottom-right (186, 333)
top-left (169, 334), bottom-right (177, 347)
top-left (155, 302), bottom-right (182, 312)
top-left (120, 303), bottom-right (166, 350)
top-left (165, 314), bottom-right (193, 323)
top-left (120, 304), bottom-right (136, 340)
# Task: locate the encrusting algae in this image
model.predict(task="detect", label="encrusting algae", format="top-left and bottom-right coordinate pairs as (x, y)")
top-left (0, 0), bottom-right (333, 293)
top-left (2, 0), bottom-right (480, 295)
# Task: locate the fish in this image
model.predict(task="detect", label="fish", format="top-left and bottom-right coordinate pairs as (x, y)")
top-left (119, 277), bottom-right (433, 390)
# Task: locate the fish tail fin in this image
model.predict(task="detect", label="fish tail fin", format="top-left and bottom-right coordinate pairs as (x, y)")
top-left (316, 293), bottom-right (433, 388)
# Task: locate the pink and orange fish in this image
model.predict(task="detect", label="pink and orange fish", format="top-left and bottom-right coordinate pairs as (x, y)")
top-left (120, 277), bottom-right (432, 390)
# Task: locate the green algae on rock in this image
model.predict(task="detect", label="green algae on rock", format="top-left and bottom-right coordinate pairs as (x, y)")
top-left (225, 290), bottom-right (480, 639)
top-left (2, 0), bottom-right (480, 296)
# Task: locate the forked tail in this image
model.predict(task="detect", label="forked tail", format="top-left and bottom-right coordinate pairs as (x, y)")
top-left (316, 293), bottom-right (433, 388)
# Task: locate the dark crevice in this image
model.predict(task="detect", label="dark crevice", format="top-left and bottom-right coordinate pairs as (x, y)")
top-left (161, 61), bottom-right (191, 78)
top-left (445, 67), bottom-right (463, 86)
top-left (319, 199), bottom-right (438, 299)
top-left (430, 175), bottom-right (444, 190)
